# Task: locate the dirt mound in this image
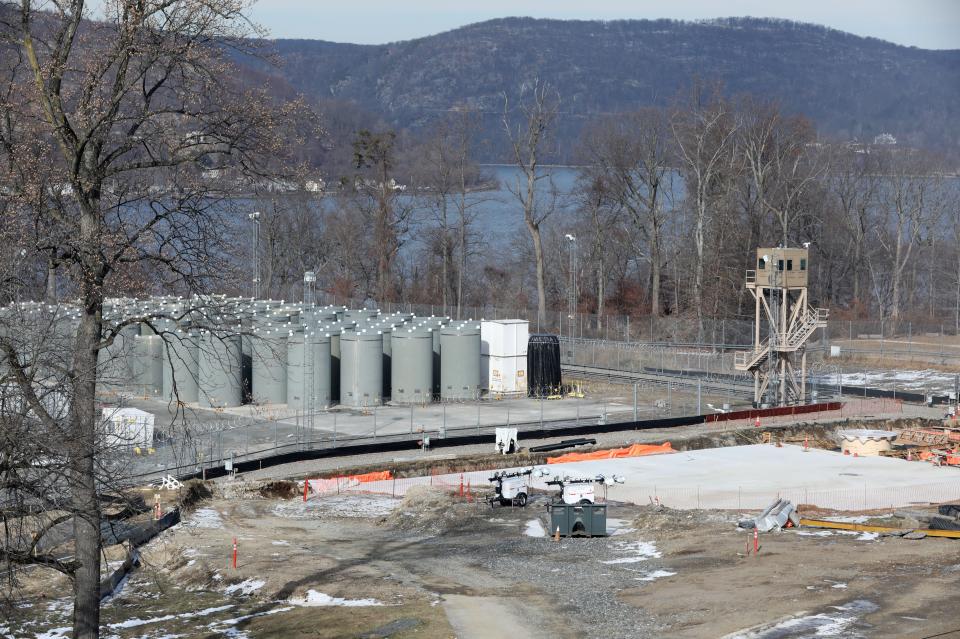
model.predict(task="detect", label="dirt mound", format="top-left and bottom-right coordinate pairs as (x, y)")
top-left (178, 479), bottom-right (213, 512)
top-left (259, 480), bottom-right (298, 499)
top-left (380, 486), bottom-right (487, 535)
top-left (631, 504), bottom-right (733, 537)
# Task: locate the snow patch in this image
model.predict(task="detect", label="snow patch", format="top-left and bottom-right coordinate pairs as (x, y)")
top-left (224, 578), bottom-right (266, 596)
top-left (606, 518), bottom-right (636, 536)
top-left (857, 532), bottom-right (879, 541)
top-left (822, 515), bottom-right (870, 524)
top-left (185, 508), bottom-right (223, 529)
top-left (273, 494), bottom-right (400, 519)
top-left (635, 569), bottom-right (676, 582)
top-left (106, 604), bottom-right (234, 629)
top-left (603, 540), bottom-right (662, 564)
top-left (727, 599), bottom-right (879, 638)
top-left (524, 519), bottom-right (546, 538)
top-left (796, 531), bottom-right (833, 537)
top-left (271, 540), bottom-right (289, 546)
top-left (209, 605), bottom-right (294, 629)
top-left (288, 590), bottom-right (383, 607)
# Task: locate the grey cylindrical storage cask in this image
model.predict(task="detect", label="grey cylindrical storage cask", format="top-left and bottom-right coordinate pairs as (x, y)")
top-left (251, 326), bottom-right (287, 404)
top-left (286, 329), bottom-right (305, 409)
top-left (427, 318), bottom-right (450, 396)
top-left (162, 330), bottom-right (199, 403)
top-left (98, 322), bottom-right (139, 389)
top-left (288, 326), bottom-right (333, 410)
top-left (198, 331), bottom-right (243, 408)
top-left (379, 323), bottom-right (396, 400)
top-left (440, 323), bottom-right (481, 401)
top-left (391, 325), bottom-right (433, 404)
top-left (133, 335), bottom-right (164, 397)
top-left (310, 329), bottom-right (333, 409)
top-left (344, 308), bottom-right (379, 323)
top-left (339, 328), bottom-right (383, 407)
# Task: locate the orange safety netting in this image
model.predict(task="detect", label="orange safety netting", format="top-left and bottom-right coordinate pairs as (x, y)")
top-left (345, 470), bottom-right (393, 483)
top-left (547, 442), bottom-right (674, 464)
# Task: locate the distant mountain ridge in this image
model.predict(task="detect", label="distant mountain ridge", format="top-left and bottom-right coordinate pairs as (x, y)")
top-left (249, 17), bottom-right (960, 160)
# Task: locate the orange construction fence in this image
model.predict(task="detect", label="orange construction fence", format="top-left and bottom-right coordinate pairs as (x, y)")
top-left (547, 442), bottom-right (674, 464)
top-left (347, 470), bottom-right (393, 483)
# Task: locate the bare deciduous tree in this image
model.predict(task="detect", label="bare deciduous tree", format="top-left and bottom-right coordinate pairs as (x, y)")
top-left (0, 2), bottom-right (306, 635)
top-left (671, 84), bottom-right (738, 338)
top-left (503, 79), bottom-right (560, 326)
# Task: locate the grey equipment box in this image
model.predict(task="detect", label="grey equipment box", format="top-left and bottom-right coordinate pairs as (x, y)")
top-left (546, 503), bottom-right (607, 537)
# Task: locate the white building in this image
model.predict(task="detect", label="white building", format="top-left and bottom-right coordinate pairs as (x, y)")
top-left (481, 319), bottom-right (528, 396)
top-left (101, 407), bottom-right (155, 450)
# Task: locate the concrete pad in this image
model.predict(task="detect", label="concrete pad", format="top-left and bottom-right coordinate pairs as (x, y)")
top-left (403, 445), bottom-right (960, 512)
top-left (541, 445), bottom-right (960, 511)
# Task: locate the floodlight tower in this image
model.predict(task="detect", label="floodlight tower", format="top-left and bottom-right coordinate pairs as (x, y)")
top-left (735, 246), bottom-right (828, 406)
top-left (248, 211), bottom-right (261, 299)
top-left (303, 271), bottom-right (316, 437)
top-left (564, 234), bottom-right (577, 322)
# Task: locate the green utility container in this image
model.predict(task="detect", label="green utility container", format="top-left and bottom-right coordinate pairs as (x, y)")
top-left (546, 503), bottom-right (608, 537)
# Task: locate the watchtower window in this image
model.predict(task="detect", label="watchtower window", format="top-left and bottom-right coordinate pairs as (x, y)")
top-left (777, 260), bottom-right (784, 271)
top-left (787, 259), bottom-right (793, 271)
top-left (800, 259), bottom-right (807, 271)
top-left (757, 257), bottom-right (766, 270)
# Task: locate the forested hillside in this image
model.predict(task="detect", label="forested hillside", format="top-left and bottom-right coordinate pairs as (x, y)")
top-left (251, 17), bottom-right (960, 161)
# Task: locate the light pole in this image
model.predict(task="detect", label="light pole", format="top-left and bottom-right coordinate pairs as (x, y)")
top-left (248, 211), bottom-right (261, 299)
top-left (304, 271), bottom-right (316, 441)
top-left (565, 234), bottom-right (577, 359)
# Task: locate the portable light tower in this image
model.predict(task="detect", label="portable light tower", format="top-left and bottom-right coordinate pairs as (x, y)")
top-left (735, 247), bottom-right (828, 407)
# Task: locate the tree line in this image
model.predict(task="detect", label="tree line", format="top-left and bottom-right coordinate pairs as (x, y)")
top-left (244, 81), bottom-right (959, 337)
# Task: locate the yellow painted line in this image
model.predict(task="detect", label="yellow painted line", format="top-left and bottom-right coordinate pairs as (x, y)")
top-left (799, 518), bottom-right (902, 533)
top-left (918, 529), bottom-right (960, 539)
top-left (799, 518), bottom-right (960, 539)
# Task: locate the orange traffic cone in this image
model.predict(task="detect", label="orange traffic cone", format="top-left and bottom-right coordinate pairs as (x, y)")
top-left (754, 416), bottom-right (761, 428)
top-left (553, 526), bottom-right (560, 542)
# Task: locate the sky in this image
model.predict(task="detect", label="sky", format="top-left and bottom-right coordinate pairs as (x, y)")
top-left (247, 0), bottom-right (960, 49)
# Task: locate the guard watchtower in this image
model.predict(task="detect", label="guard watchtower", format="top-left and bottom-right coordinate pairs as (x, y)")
top-left (735, 247), bottom-right (828, 407)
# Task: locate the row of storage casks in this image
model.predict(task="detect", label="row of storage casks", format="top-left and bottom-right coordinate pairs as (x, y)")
top-left (88, 302), bottom-right (484, 409)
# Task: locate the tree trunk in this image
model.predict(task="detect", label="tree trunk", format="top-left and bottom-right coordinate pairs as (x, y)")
top-left (457, 207), bottom-right (466, 320)
top-left (376, 187), bottom-right (392, 303)
top-left (46, 257), bottom-right (57, 303)
top-left (71, 259), bottom-right (103, 637)
top-left (528, 218), bottom-right (547, 326)
top-left (650, 222), bottom-right (661, 317)
top-left (440, 198), bottom-right (449, 315)
top-left (694, 194), bottom-right (706, 339)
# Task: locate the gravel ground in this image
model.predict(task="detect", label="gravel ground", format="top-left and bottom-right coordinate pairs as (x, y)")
top-left (471, 500), bottom-right (668, 638)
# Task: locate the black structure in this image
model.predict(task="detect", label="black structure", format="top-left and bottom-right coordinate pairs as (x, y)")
top-left (528, 333), bottom-right (561, 397)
